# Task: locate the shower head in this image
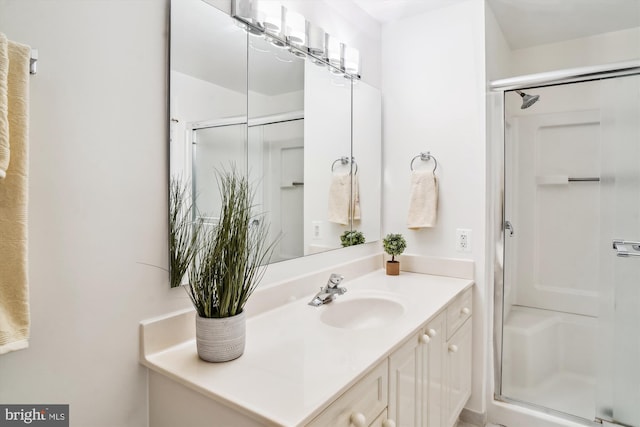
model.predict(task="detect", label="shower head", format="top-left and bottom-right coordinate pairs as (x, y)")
top-left (515, 90), bottom-right (540, 109)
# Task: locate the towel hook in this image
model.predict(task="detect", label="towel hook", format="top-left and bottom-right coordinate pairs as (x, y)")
top-left (410, 152), bottom-right (437, 173)
top-left (331, 156), bottom-right (358, 174)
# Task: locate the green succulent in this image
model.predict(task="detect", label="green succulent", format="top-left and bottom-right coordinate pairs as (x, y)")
top-left (382, 233), bottom-right (407, 262)
top-left (340, 230), bottom-right (365, 247)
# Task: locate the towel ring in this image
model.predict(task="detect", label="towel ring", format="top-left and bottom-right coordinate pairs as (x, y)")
top-left (331, 156), bottom-right (358, 174)
top-left (410, 152), bottom-right (437, 173)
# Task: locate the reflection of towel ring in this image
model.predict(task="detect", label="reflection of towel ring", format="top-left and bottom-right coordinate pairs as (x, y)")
top-left (410, 152), bottom-right (438, 173)
top-left (331, 156), bottom-right (358, 174)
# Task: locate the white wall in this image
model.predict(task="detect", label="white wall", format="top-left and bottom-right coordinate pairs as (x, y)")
top-left (0, 0), bottom-right (381, 426)
top-left (381, 0), bottom-right (487, 414)
top-left (0, 1), bottom-right (190, 426)
top-left (510, 27), bottom-right (640, 76)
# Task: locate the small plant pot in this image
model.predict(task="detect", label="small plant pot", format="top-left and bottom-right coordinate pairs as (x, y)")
top-left (196, 311), bottom-right (246, 362)
top-left (386, 260), bottom-right (400, 276)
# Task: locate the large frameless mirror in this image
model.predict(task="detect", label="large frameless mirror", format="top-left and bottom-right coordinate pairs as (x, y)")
top-left (169, 0), bottom-right (381, 274)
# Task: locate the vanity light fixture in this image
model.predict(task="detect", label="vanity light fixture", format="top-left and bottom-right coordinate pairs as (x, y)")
top-left (231, 0), bottom-right (263, 35)
top-left (327, 35), bottom-right (344, 73)
top-left (231, 0), bottom-right (360, 78)
top-left (260, 1), bottom-right (282, 35)
top-left (344, 46), bottom-right (360, 76)
top-left (285, 10), bottom-right (306, 46)
top-left (306, 22), bottom-right (325, 59)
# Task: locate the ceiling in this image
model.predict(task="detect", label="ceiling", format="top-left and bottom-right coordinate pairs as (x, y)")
top-left (354, 0), bottom-right (640, 49)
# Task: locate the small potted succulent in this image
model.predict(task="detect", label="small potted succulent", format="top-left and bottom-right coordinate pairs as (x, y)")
top-left (383, 233), bottom-right (406, 276)
top-left (340, 230), bottom-right (365, 247)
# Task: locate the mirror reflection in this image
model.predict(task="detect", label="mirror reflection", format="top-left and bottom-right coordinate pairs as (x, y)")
top-left (169, 0), bottom-right (381, 268)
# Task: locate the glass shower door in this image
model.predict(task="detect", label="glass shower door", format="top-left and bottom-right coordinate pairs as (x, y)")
top-left (597, 74), bottom-right (640, 427)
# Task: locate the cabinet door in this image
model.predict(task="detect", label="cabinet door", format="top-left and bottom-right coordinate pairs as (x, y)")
top-left (306, 360), bottom-right (388, 427)
top-left (422, 312), bottom-right (445, 427)
top-left (443, 319), bottom-right (472, 427)
top-left (388, 333), bottom-right (422, 427)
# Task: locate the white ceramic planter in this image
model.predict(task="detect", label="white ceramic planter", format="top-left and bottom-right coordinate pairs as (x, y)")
top-left (196, 311), bottom-right (246, 362)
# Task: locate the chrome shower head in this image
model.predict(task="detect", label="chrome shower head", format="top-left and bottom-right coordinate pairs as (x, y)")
top-left (515, 90), bottom-right (540, 109)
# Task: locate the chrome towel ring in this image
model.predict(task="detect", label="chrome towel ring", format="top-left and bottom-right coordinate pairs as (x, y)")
top-left (331, 156), bottom-right (358, 174)
top-left (410, 152), bottom-right (438, 173)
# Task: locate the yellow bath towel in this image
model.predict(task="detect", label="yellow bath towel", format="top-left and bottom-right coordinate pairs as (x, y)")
top-left (0, 33), bottom-right (9, 179)
top-left (0, 37), bottom-right (30, 355)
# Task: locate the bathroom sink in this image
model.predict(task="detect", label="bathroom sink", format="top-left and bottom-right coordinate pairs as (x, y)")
top-left (319, 295), bottom-right (406, 330)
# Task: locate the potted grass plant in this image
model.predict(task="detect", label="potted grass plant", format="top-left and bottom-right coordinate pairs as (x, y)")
top-left (168, 177), bottom-right (202, 289)
top-left (383, 233), bottom-right (406, 276)
top-left (170, 169), bottom-right (277, 362)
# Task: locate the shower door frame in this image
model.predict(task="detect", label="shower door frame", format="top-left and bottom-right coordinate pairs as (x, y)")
top-left (489, 60), bottom-right (640, 427)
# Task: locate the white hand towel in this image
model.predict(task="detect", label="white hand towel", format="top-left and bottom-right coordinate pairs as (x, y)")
top-left (328, 173), bottom-right (350, 225)
top-left (407, 170), bottom-right (438, 229)
top-left (0, 37), bottom-right (31, 355)
top-left (0, 33), bottom-right (9, 179)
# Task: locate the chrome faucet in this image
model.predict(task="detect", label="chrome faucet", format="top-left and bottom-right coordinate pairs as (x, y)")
top-left (308, 273), bottom-right (346, 306)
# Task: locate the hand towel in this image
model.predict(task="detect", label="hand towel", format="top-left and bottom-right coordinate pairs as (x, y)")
top-left (328, 173), bottom-right (350, 225)
top-left (0, 33), bottom-right (9, 179)
top-left (0, 37), bottom-right (31, 355)
top-left (407, 170), bottom-right (438, 229)
top-left (351, 171), bottom-right (360, 222)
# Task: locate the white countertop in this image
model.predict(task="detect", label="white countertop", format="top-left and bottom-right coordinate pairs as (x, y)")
top-left (141, 269), bottom-right (473, 426)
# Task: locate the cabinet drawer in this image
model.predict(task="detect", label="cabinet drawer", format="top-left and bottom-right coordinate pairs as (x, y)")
top-left (370, 409), bottom-right (388, 427)
top-left (306, 359), bottom-right (388, 427)
top-left (446, 288), bottom-right (472, 339)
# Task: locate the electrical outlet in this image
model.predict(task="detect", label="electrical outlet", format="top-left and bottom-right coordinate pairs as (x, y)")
top-left (312, 221), bottom-right (322, 239)
top-left (456, 228), bottom-right (472, 252)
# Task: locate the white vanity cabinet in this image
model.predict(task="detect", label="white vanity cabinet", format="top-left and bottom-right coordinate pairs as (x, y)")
top-left (387, 288), bottom-right (472, 427)
top-left (141, 269), bottom-right (474, 427)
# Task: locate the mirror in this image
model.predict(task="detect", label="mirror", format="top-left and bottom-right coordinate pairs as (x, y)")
top-left (169, 0), bottom-right (381, 266)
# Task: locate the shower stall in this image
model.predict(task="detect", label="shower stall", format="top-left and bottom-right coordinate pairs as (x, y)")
top-left (190, 112), bottom-right (304, 263)
top-left (492, 62), bottom-right (640, 427)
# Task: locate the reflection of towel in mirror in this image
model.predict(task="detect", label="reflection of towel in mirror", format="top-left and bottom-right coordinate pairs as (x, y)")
top-left (407, 170), bottom-right (438, 229)
top-left (328, 174), bottom-right (350, 225)
top-left (352, 172), bottom-right (360, 222)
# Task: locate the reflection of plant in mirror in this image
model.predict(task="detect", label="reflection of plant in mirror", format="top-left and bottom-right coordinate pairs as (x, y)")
top-left (184, 168), bottom-right (279, 318)
top-left (169, 177), bottom-right (202, 288)
top-left (383, 233), bottom-right (407, 262)
top-left (340, 230), bottom-right (365, 247)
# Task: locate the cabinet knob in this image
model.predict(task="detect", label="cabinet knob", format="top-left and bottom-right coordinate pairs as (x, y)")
top-left (350, 412), bottom-right (367, 427)
top-left (382, 420), bottom-right (396, 427)
top-left (419, 334), bottom-right (431, 344)
top-left (426, 328), bottom-right (437, 337)
top-left (448, 344), bottom-right (459, 353)
top-left (461, 307), bottom-right (470, 316)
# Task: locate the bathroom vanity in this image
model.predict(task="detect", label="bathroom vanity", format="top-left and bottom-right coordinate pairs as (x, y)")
top-left (140, 258), bottom-right (473, 427)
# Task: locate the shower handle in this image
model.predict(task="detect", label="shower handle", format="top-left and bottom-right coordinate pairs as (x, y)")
top-left (505, 221), bottom-right (514, 237)
top-left (612, 239), bottom-right (640, 257)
